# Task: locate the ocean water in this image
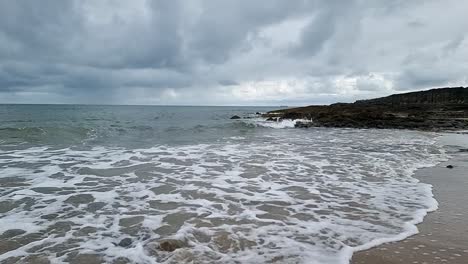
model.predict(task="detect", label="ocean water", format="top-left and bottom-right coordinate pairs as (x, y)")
top-left (0, 105), bottom-right (448, 264)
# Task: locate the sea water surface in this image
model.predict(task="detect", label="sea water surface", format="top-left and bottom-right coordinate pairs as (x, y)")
top-left (0, 105), bottom-right (447, 264)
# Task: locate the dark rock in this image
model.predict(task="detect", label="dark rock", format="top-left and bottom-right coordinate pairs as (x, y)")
top-left (230, 115), bottom-right (241, 120)
top-left (255, 112), bottom-right (261, 115)
top-left (118, 238), bottom-right (133, 248)
top-left (158, 239), bottom-right (188, 252)
top-left (281, 111), bottom-right (305, 120)
top-left (264, 87), bottom-right (468, 131)
top-left (266, 117), bottom-right (277, 121)
top-left (446, 165), bottom-right (454, 169)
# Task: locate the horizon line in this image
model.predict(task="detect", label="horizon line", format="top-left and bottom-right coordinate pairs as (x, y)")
top-left (0, 102), bottom-right (297, 107)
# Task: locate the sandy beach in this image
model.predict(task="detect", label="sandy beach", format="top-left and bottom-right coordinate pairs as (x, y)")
top-left (353, 147), bottom-right (468, 264)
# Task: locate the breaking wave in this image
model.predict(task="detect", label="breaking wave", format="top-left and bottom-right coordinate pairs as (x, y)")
top-left (238, 118), bottom-right (312, 129)
top-left (0, 129), bottom-right (447, 264)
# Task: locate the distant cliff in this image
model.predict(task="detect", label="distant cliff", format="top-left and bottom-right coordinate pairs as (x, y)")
top-left (355, 87), bottom-right (468, 106)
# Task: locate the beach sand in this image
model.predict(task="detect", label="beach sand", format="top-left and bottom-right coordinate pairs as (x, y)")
top-left (352, 151), bottom-right (468, 264)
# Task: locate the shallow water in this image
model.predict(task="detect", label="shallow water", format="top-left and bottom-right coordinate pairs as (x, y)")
top-left (0, 105), bottom-right (447, 263)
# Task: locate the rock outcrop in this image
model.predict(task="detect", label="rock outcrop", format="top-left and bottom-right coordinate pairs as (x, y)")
top-left (158, 239), bottom-right (188, 252)
top-left (264, 87), bottom-right (468, 131)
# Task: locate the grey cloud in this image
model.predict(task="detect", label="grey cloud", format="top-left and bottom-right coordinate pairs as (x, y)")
top-left (0, 1), bottom-right (81, 62)
top-left (407, 21), bottom-right (425, 28)
top-left (292, 0), bottom-right (359, 57)
top-left (0, 0), bottom-right (467, 105)
top-left (185, 0), bottom-right (314, 64)
top-left (395, 69), bottom-right (453, 91)
top-left (218, 80), bottom-right (239, 86)
top-left (443, 35), bottom-right (465, 55)
top-left (293, 9), bottom-right (336, 56)
top-left (78, 1), bottom-right (185, 69)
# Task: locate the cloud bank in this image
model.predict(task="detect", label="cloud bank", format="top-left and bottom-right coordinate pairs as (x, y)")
top-left (1, 0), bottom-right (467, 105)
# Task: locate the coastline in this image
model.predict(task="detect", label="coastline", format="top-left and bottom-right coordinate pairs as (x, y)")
top-left (261, 87), bottom-right (468, 131)
top-left (352, 138), bottom-right (468, 264)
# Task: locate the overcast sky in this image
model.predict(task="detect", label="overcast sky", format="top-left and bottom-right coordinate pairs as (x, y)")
top-left (0, 0), bottom-right (467, 106)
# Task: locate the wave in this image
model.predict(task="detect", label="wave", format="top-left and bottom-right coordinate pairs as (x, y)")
top-left (0, 126), bottom-right (95, 145)
top-left (0, 129), bottom-right (447, 263)
top-left (238, 118), bottom-right (312, 129)
top-left (0, 117), bottom-right (312, 148)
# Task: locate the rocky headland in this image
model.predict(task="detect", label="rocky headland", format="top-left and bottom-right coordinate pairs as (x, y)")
top-left (263, 87), bottom-right (468, 131)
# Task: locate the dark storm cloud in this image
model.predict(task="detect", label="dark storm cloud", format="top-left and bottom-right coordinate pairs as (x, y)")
top-left (185, 0), bottom-right (313, 64)
top-left (291, 0), bottom-right (359, 57)
top-left (395, 70), bottom-right (452, 91)
top-left (0, 0), bottom-right (467, 105)
top-left (0, 1), bottom-right (81, 62)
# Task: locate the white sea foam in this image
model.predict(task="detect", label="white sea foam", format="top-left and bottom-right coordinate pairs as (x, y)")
top-left (244, 118), bottom-right (312, 128)
top-left (0, 129), bottom-right (448, 263)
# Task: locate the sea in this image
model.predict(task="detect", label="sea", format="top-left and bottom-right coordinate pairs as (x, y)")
top-left (0, 104), bottom-right (449, 264)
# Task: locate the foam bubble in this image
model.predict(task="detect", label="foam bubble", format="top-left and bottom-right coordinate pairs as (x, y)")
top-left (0, 129), bottom-right (448, 263)
top-left (242, 118), bottom-right (312, 129)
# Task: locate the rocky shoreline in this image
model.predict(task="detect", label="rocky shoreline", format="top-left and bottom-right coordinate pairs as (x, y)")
top-left (262, 87), bottom-right (468, 131)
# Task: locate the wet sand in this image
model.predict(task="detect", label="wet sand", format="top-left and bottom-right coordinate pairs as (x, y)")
top-left (352, 152), bottom-right (468, 264)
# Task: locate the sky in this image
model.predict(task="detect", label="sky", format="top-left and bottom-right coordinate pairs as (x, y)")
top-left (0, 0), bottom-right (467, 106)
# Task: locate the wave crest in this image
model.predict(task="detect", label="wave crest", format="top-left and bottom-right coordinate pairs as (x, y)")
top-left (239, 118), bottom-right (312, 129)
